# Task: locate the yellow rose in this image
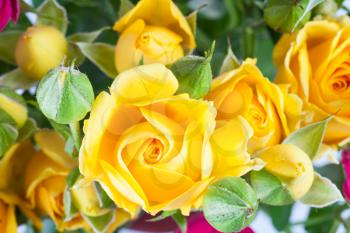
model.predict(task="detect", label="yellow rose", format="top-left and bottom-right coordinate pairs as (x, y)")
top-left (113, 0), bottom-right (195, 72)
top-left (206, 59), bottom-right (302, 153)
top-left (15, 25), bottom-right (68, 80)
top-left (0, 141), bottom-right (42, 230)
top-left (24, 131), bottom-right (130, 232)
top-left (24, 130), bottom-right (85, 231)
top-left (0, 199), bottom-right (16, 233)
top-left (274, 20), bottom-right (350, 145)
top-left (257, 144), bottom-right (314, 199)
top-left (79, 63), bottom-right (262, 216)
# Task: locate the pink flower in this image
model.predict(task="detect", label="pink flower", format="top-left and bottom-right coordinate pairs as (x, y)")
top-left (126, 212), bottom-right (254, 233)
top-left (0, 0), bottom-right (20, 31)
top-left (341, 148), bottom-right (350, 202)
top-left (174, 212), bottom-right (255, 233)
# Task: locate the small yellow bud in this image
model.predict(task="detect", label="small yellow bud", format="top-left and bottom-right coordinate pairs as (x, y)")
top-left (15, 25), bottom-right (68, 80)
top-left (70, 179), bottom-right (109, 217)
top-left (258, 144), bottom-right (314, 199)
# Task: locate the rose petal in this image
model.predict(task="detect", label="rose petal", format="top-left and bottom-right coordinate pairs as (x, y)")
top-left (0, 0), bottom-right (11, 31)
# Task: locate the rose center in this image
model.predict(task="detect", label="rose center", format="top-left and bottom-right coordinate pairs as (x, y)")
top-left (248, 105), bottom-right (267, 129)
top-left (331, 76), bottom-right (350, 93)
top-left (143, 138), bottom-right (164, 164)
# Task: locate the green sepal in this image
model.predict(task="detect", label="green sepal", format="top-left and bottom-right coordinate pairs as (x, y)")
top-left (83, 211), bottom-right (115, 233)
top-left (300, 173), bottom-right (343, 207)
top-left (283, 117), bottom-right (331, 160)
top-left (171, 42), bottom-right (215, 99)
top-left (66, 167), bottom-right (81, 188)
top-left (63, 187), bottom-right (79, 221)
top-left (219, 39), bottom-right (240, 74)
top-left (94, 182), bottom-right (115, 209)
top-left (250, 169), bottom-right (294, 206)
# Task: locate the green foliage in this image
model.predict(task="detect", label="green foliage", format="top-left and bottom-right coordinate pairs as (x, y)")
top-left (203, 177), bottom-right (258, 232)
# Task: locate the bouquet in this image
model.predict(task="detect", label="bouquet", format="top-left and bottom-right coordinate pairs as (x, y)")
top-left (0, 0), bottom-right (349, 232)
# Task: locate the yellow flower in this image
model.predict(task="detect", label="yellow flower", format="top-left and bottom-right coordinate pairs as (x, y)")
top-left (113, 0), bottom-right (195, 72)
top-left (206, 59), bottom-right (302, 153)
top-left (79, 63), bottom-right (261, 216)
top-left (24, 130), bottom-right (84, 231)
top-left (274, 20), bottom-right (350, 145)
top-left (0, 88), bottom-right (27, 128)
top-left (0, 199), bottom-right (17, 233)
top-left (0, 141), bottom-right (42, 230)
top-left (24, 131), bottom-right (130, 232)
top-left (257, 144), bottom-right (314, 199)
top-left (15, 25), bottom-right (68, 80)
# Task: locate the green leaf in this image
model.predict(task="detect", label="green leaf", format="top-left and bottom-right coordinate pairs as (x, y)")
top-left (300, 173), bottom-right (343, 207)
top-left (171, 42), bottom-right (214, 99)
top-left (83, 211), bottom-right (115, 233)
top-left (219, 39), bottom-right (240, 74)
top-left (17, 118), bottom-right (38, 141)
top-left (63, 188), bottom-right (78, 221)
top-left (119, 0), bottom-right (135, 18)
top-left (263, 204), bottom-right (292, 231)
top-left (203, 177), bottom-right (258, 233)
top-left (251, 169), bottom-right (294, 205)
top-left (94, 182), bottom-right (115, 209)
top-left (0, 68), bottom-right (36, 90)
top-left (37, 66), bottom-right (94, 124)
top-left (76, 42), bottom-right (118, 78)
top-left (68, 27), bottom-right (109, 43)
top-left (283, 117), bottom-right (331, 159)
top-left (67, 167), bottom-right (81, 188)
top-left (36, 0), bottom-right (69, 34)
top-left (264, 0), bottom-right (314, 33)
top-left (67, 28), bottom-right (109, 66)
top-left (0, 31), bottom-right (22, 65)
top-left (292, 0), bottom-right (324, 31)
top-left (0, 123), bottom-right (18, 157)
top-left (172, 211), bottom-right (187, 233)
